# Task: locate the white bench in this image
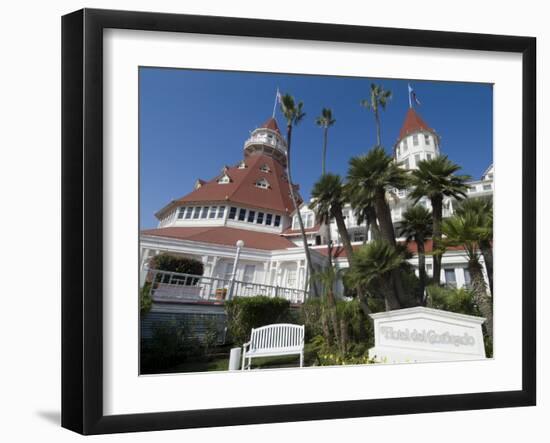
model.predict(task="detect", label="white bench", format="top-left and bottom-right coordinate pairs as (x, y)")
top-left (241, 324), bottom-right (305, 370)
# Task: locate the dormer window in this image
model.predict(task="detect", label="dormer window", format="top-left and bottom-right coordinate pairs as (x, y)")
top-left (259, 164), bottom-right (271, 173)
top-left (218, 173), bottom-right (231, 184)
top-left (255, 178), bottom-right (270, 189)
top-left (238, 160), bottom-right (247, 169)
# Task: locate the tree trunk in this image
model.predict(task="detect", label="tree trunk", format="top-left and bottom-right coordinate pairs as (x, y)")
top-left (366, 205), bottom-right (380, 240)
top-left (431, 195), bottom-right (443, 285)
top-left (286, 124), bottom-right (318, 297)
top-left (322, 127), bottom-right (328, 175)
top-left (374, 190), bottom-right (396, 245)
top-left (468, 258), bottom-right (492, 340)
top-left (333, 209), bottom-right (355, 263)
top-left (326, 220), bottom-right (333, 268)
top-left (382, 278), bottom-right (401, 311)
top-left (479, 240), bottom-right (493, 296)
top-left (416, 237), bottom-right (427, 305)
top-left (375, 110), bottom-right (381, 146)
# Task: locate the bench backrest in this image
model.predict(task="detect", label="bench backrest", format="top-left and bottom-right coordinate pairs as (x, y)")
top-left (249, 324), bottom-right (304, 351)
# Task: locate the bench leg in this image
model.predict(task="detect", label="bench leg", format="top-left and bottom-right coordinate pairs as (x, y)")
top-left (248, 356), bottom-right (252, 370)
top-left (300, 351), bottom-right (304, 368)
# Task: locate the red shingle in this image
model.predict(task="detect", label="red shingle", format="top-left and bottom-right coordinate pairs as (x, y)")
top-left (168, 154), bottom-right (298, 214)
top-left (142, 226), bottom-right (298, 251)
top-left (399, 108), bottom-right (434, 139)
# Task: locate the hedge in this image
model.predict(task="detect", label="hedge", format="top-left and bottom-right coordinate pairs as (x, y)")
top-left (225, 296), bottom-right (292, 345)
top-left (149, 253), bottom-right (204, 276)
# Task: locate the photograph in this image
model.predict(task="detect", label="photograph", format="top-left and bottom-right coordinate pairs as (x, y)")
top-left (138, 68), bottom-right (494, 375)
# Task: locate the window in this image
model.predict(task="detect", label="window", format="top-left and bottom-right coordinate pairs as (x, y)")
top-left (224, 262), bottom-right (233, 281)
top-left (305, 212), bottom-right (314, 229)
top-left (228, 207), bottom-right (237, 220)
top-left (201, 206), bottom-right (209, 218)
top-left (286, 269), bottom-right (297, 287)
top-left (238, 208), bottom-right (247, 221)
top-left (259, 164), bottom-right (271, 173)
top-left (415, 154), bottom-right (421, 165)
top-left (177, 207), bottom-right (186, 219)
top-left (396, 146), bottom-right (401, 157)
top-left (354, 232), bottom-right (366, 242)
top-left (255, 178), bottom-right (270, 189)
top-left (185, 207), bottom-right (193, 219)
top-left (426, 153), bottom-right (432, 160)
top-left (274, 215), bottom-right (281, 227)
top-left (483, 184), bottom-right (492, 191)
top-left (217, 206), bottom-right (226, 218)
top-left (209, 206), bottom-right (218, 218)
top-left (193, 207), bottom-right (201, 219)
top-left (469, 186), bottom-right (477, 193)
top-left (256, 212), bottom-right (264, 224)
top-left (243, 264), bottom-right (256, 283)
top-left (218, 174), bottom-right (231, 184)
top-left (292, 215), bottom-right (299, 230)
top-left (400, 158), bottom-right (409, 169)
top-left (247, 210), bottom-right (256, 223)
top-left (238, 160), bottom-right (247, 169)
top-left (402, 139), bottom-right (408, 152)
top-left (413, 134), bottom-right (419, 146)
top-left (265, 213), bottom-right (273, 225)
top-left (444, 268), bottom-right (457, 287)
top-left (424, 134), bottom-right (430, 145)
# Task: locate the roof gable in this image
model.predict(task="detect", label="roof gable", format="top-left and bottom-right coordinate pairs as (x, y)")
top-left (399, 108), bottom-right (434, 140)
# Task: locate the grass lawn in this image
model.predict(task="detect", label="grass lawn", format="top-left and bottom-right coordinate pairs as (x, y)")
top-left (166, 344), bottom-right (318, 373)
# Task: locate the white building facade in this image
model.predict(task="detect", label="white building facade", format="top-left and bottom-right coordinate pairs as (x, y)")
top-left (140, 109), bottom-right (493, 305)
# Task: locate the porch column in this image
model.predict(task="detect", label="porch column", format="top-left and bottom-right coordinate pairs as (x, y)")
top-left (139, 248), bottom-right (153, 287)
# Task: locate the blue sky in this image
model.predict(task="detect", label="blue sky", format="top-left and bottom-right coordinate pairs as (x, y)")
top-left (140, 68), bottom-right (493, 229)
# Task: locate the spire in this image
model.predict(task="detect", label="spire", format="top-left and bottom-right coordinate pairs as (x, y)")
top-left (398, 108), bottom-right (434, 140)
top-left (260, 117), bottom-right (281, 134)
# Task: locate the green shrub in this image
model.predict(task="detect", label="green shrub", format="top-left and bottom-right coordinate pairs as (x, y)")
top-left (140, 282), bottom-right (153, 314)
top-left (225, 296), bottom-right (292, 345)
top-left (140, 320), bottom-right (203, 373)
top-left (149, 253), bottom-right (204, 276)
top-left (426, 284), bottom-right (479, 316)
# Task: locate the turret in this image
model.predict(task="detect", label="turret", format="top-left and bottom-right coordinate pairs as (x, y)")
top-left (244, 118), bottom-right (288, 167)
top-left (394, 108), bottom-right (440, 170)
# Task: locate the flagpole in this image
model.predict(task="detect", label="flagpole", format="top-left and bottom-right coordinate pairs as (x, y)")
top-left (408, 84), bottom-right (412, 108)
top-left (272, 87), bottom-right (279, 118)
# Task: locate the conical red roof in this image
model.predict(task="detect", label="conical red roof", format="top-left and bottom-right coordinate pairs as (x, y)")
top-left (169, 153), bottom-right (299, 214)
top-left (399, 108), bottom-right (434, 139)
top-left (261, 117), bottom-right (281, 134)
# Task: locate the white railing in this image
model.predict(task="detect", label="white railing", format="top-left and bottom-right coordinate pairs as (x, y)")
top-left (145, 269), bottom-right (306, 304)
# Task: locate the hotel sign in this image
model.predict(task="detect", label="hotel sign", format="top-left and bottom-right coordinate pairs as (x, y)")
top-left (369, 307), bottom-right (486, 363)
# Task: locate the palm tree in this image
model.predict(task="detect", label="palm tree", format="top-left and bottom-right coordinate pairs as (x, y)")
top-left (399, 205), bottom-right (433, 304)
top-left (347, 147), bottom-right (409, 307)
top-left (279, 93), bottom-right (317, 296)
top-left (315, 108), bottom-right (336, 175)
top-left (456, 196), bottom-right (493, 295)
top-left (409, 156), bottom-right (470, 285)
top-left (347, 147), bottom-right (409, 246)
top-left (310, 174), bottom-right (354, 264)
top-left (442, 213), bottom-right (492, 339)
top-left (360, 83), bottom-right (392, 146)
top-left (345, 240), bottom-right (405, 310)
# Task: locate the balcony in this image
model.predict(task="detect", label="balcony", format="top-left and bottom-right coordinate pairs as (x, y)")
top-left (144, 269), bottom-right (306, 305)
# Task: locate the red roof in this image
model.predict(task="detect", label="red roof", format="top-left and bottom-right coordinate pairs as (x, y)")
top-left (163, 153), bottom-right (299, 216)
top-left (314, 239), bottom-right (465, 258)
top-left (399, 108), bottom-right (434, 139)
top-left (261, 117), bottom-right (281, 134)
top-left (141, 226), bottom-right (297, 251)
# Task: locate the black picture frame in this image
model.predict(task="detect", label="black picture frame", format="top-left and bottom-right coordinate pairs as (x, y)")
top-left (62, 8), bottom-right (536, 435)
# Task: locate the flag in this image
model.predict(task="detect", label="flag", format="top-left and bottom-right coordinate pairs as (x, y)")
top-left (272, 87), bottom-right (282, 118)
top-left (408, 83), bottom-right (421, 107)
